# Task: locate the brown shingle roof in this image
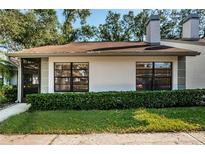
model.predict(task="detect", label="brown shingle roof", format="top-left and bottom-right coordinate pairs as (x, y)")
top-left (7, 41), bottom-right (200, 57)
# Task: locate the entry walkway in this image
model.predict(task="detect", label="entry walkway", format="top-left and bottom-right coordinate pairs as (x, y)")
top-left (0, 103), bottom-right (30, 123)
top-left (0, 132), bottom-right (205, 145)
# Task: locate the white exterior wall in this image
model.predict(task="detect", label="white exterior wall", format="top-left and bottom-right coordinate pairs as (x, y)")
top-left (41, 58), bottom-right (49, 93)
top-left (48, 56), bottom-right (178, 93)
top-left (161, 41), bottom-right (205, 89)
top-left (182, 19), bottom-right (199, 39)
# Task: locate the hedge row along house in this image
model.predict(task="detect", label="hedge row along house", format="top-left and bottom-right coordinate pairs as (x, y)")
top-left (7, 14), bottom-right (205, 103)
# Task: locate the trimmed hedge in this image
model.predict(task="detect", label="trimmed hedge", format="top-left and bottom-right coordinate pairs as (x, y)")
top-left (27, 89), bottom-right (205, 111)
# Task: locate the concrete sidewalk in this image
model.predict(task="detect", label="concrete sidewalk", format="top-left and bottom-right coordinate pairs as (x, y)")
top-left (0, 132), bottom-right (205, 145)
top-left (0, 103), bottom-right (30, 123)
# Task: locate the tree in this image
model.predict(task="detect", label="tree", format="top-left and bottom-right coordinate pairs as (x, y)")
top-left (0, 9), bottom-right (60, 51)
top-left (0, 10), bottom-right (26, 51)
top-left (158, 9), bottom-right (180, 39)
top-left (75, 25), bottom-right (96, 42)
top-left (121, 11), bottom-right (135, 41)
top-left (62, 9), bottom-right (91, 42)
top-left (25, 9), bottom-right (61, 47)
top-left (96, 11), bottom-right (139, 41)
top-left (133, 9), bottom-right (151, 41)
top-left (195, 9), bottom-right (205, 38)
top-left (96, 11), bottom-right (124, 41)
top-left (94, 10), bottom-right (153, 41)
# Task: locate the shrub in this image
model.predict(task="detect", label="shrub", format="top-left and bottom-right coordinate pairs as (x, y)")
top-left (0, 95), bottom-right (8, 105)
top-left (27, 89), bottom-right (205, 111)
top-left (0, 85), bottom-right (17, 104)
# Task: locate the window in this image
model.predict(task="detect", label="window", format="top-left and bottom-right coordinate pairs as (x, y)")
top-left (136, 62), bottom-right (172, 90)
top-left (54, 62), bottom-right (89, 92)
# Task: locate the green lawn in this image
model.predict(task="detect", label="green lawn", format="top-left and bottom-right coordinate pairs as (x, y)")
top-left (0, 107), bottom-right (205, 134)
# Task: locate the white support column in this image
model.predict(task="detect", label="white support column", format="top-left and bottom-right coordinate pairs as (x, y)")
top-left (41, 58), bottom-right (49, 93)
top-left (17, 58), bottom-right (22, 102)
top-left (48, 57), bottom-right (54, 93)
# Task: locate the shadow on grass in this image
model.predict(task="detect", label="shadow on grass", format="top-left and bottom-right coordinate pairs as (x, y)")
top-left (0, 107), bottom-right (204, 134)
top-left (132, 108), bottom-right (202, 132)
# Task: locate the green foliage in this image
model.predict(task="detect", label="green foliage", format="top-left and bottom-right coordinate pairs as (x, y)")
top-left (97, 11), bottom-right (124, 41)
top-left (0, 9), bottom-right (61, 50)
top-left (0, 95), bottom-right (7, 105)
top-left (0, 58), bottom-right (16, 80)
top-left (62, 9), bottom-right (91, 42)
top-left (0, 85), bottom-right (17, 103)
top-left (133, 10), bottom-right (150, 41)
top-left (27, 89), bottom-right (205, 111)
top-left (1, 9), bottom-right (205, 48)
top-left (95, 10), bottom-right (149, 41)
top-left (0, 107), bottom-right (205, 134)
top-left (94, 9), bottom-right (205, 41)
top-left (75, 25), bottom-right (96, 42)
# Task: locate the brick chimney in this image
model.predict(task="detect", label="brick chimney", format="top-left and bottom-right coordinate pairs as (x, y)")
top-left (145, 15), bottom-right (160, 45)
top-left (182, 14), bottom-right (199, 41)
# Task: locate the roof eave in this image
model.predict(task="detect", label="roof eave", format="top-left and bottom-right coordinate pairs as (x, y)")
top-left (6, 50), bottom-right (200, 58)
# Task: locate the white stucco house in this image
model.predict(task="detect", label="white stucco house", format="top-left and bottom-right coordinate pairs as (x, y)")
top-left (7, 14), bottom-right (204, 103)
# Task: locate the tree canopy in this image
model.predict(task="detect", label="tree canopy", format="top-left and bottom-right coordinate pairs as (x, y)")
top-left (0, 9), bottom-right (205, 51)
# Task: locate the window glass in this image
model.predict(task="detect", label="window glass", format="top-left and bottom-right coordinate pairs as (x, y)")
top-left (55, 85), bottom-right (70, 91)
top-left (54, 62), bottom-right (88, 92)
top-left (55, 63), bottom-right (71, 70)
top-left (72, 70), bottom-right (88, 77)
top-left (153, 77), bottom-right (171, 90)
top-left (73, 77), bottom-right (88, 85)
top-left (154, 69), bottom-right (171, 77)
top-left (72, 63), bottom-right (88, 69)
top-left (136, 69), bottom-right (153, 77)
top-left (136, 77), bottom-right (152, 90)
top-left (55, 78), bottom-right (70, 84)
top-left (73, 85), bottom-right (88, 92)
top-left (55, 70), bottom-right (71, 77)
top-left (136, 62), bottom-right (172, 90)
top-left (136, 62), bottom-right (153, 69)
top-left (154, 62), bottom-right (171, 68)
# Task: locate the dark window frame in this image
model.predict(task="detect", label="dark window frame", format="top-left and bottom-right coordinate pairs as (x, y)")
top-left (54, 62), bottom-right (89, 92)
top-left (21, 58), bottom-right (41, 101)
top-left (136, 62), bottom-right (172, 90)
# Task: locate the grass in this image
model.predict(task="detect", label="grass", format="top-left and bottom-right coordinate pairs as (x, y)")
top-left (0, 107), bottom-right (205, 134)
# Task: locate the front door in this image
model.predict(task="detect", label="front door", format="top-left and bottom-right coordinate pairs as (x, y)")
top-left (22, 58), bottom-right (41, 101)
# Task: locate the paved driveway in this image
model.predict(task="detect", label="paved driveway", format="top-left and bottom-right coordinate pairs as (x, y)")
top-left (0, 132), bottom-right (205, 145)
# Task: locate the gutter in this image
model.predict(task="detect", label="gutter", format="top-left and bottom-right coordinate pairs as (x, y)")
top-left (6, 50), bottom-right (200, 58)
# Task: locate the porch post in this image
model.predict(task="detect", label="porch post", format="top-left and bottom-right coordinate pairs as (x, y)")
top-left (17, 57), bottom-right (22, 102)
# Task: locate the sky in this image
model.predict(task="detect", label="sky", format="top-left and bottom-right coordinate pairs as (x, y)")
top-left (56, 9), bottom-right (141, 28)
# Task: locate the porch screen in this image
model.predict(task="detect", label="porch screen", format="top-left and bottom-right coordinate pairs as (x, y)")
top-left (136, 62), bottom-right (172, 90)
top-left (54, 62), bottom-right (89, 92)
